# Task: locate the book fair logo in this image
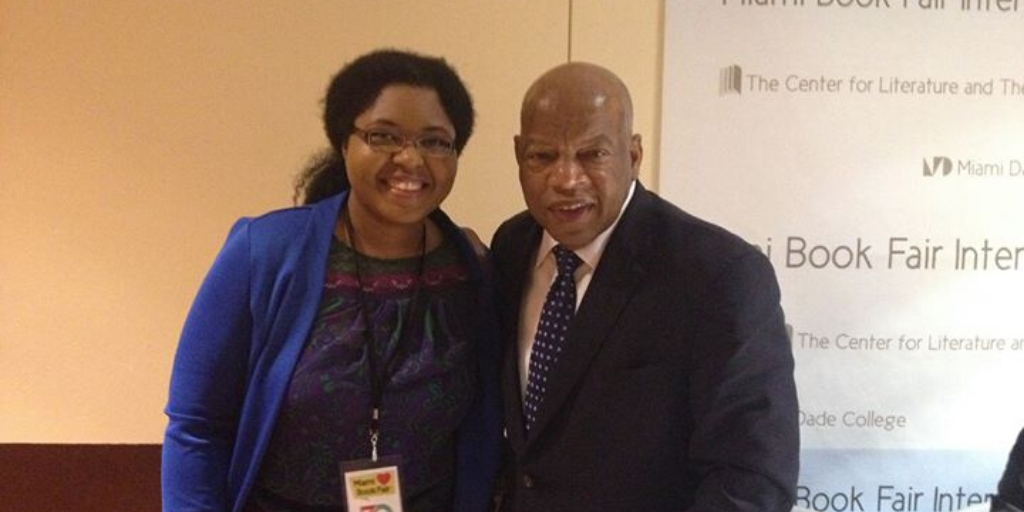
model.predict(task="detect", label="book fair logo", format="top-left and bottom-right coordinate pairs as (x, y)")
top-left (720, 65), bottom-right (743, 95)
top-left (921, 156), bottom-right (1024, 179)
top-left (922, 157), bottom-right (952, 177)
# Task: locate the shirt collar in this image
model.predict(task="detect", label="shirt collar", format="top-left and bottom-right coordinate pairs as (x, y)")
top-left (535, 180), bottom-right (637, 271)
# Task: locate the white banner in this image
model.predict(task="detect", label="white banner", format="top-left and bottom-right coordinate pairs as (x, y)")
top-left (661, 2), bottom-right (1024, 511)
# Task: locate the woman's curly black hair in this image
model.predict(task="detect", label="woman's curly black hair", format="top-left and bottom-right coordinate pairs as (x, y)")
top-left (293, 49), bottom-right (475, 205)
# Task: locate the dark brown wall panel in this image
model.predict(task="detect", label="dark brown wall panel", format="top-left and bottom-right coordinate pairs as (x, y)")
top-left (0, 444), bottom-right (161, 512)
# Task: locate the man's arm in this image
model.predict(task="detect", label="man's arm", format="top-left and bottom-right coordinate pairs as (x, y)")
top-left (687, 250), bottom-right (800, 512)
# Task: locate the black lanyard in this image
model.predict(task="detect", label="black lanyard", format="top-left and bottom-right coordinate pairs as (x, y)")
top-left (342, 210), bottom-right (426, 461)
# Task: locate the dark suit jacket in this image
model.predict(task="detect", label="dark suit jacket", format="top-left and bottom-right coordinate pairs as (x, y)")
top-left (993, 427), bottom-right (1024, 512)
top-left (490, 183), bottom-right (799, 512)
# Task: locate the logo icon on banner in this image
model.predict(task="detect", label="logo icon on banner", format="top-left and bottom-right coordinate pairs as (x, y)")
top-left (923, 156), bottom-right (952, 177)
top-left (720, 65), bottom-right (742, 95)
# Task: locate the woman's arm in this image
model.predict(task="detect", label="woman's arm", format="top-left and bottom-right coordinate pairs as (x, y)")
top-left (162, 219), bottom-right (254, 512)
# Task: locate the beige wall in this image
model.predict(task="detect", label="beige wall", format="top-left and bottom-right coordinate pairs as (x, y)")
top-left (0, 1), bottom-right (664, 442)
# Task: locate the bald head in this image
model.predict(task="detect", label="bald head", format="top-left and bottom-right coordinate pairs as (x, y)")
top-left (520, 62), bottom-right (634, 136)
top-left (514, 62), bottom-right (642, 249)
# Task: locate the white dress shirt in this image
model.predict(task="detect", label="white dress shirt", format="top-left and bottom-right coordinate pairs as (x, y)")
top-left (517, 181), bottom-right (637, 396)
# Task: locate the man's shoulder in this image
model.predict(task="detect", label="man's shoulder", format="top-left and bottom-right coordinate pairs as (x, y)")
top-left (626, 190), bottom-right (780, 309)
top-left (494, 210), bottom-right (535, 234)
top-left (491, 211), bottom-right (536, 248)
top-left (632, 189), bottom-right (757, 259)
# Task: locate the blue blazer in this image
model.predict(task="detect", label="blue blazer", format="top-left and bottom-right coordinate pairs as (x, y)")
top-left (162, 192), bottom-right (501, 512)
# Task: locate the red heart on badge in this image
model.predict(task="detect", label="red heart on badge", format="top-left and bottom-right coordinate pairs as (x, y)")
top-left (376, 472), bottom-right (391, 485)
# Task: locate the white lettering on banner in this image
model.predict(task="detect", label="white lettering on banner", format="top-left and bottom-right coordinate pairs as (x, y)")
top-left (799, 410), bottom-right (908, 431)
top-left (786, 74), bottom-right (843, 92)
top-left (662, 3), bottom-right (1024, 507)
top-left (818, 0), bottom-right (891, 7)
top-left (958, 159), bottom-right (1003, 177)
top-left (721, 0), bottom-right (808, 6)
top-left (786, 237), bottom-right (873, 269)
top-left (766, 236), bottom-right (1024, 272)
top-left (1000, 77), bottom-right (1024, 95)
top-left (878, 77), bottom-right (959, 95)
top-left (961, 0), bottom-right (1021, 13)
top-left (877, 485), bottom-right (926, 512)
top-left (796, 485), bottom-right (867, 512)
top-left (835, 333), bottom-right (892, 350)
top-left (927, 335), bottom-right (1006, 351)
top-left (797, 484), bottom-right (1000, 512)
top-left (954, 239), bottom-right (1024, 270)
top-left (887, 238), bottom-right (942, 270)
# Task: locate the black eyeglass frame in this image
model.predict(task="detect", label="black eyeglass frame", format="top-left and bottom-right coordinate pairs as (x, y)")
top-left (351, 127), bottom-right (458, 158)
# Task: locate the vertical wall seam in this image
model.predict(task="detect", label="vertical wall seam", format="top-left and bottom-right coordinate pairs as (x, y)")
top-left (567, 0), bottom-right (574, 62)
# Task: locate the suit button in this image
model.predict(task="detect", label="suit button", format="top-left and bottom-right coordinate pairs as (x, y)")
top-left (522, 475), bottom-right (535, 489)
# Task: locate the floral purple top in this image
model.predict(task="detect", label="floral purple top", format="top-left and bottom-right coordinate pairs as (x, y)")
top-left (245, 234), bottom-right (476, 512)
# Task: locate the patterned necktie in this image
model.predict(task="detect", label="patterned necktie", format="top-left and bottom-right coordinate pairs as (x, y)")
top-left (523, 245), bottom-right (582, 431)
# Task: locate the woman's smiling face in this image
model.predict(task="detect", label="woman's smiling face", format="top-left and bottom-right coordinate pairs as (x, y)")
top-left (343, 84), bottom-right (458, 230)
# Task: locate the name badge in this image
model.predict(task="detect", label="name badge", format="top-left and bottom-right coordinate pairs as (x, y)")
top-left (340, 456), bottom-right (404, 512)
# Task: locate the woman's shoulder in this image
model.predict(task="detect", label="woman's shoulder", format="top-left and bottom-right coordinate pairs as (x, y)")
top-left (429, 209), bottom-right (492, 278)
top-left (247, 194), bottom-right (341, 238)
top-left (231, 194), bottom-right (343, 267)
top-left (245, 204), bottom-right (313, 236)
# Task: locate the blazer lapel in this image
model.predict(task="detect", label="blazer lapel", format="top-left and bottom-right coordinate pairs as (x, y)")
top-left (525, 186), bottom-right (651, 443)
top-left (499, 220), bottom-right (542, 453)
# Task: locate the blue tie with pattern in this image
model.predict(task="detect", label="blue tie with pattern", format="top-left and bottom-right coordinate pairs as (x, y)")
top-left (524, 245), bottom-right (582, 431)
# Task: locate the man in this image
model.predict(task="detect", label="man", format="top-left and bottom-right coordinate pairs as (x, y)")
top-left (490, 62), bottom-right (799, 512)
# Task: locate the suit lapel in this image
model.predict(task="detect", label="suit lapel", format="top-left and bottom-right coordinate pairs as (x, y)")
top-left (525, 186), bottom-right (653, 443)
top-left (498, 220), bottom-right (542, 453)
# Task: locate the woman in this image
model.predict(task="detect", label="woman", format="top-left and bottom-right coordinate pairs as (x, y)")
top-left (162, 50), bottom-right (500, 512)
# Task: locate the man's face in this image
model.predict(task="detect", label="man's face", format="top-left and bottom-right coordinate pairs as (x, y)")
top-left (515, 94), bottom-right (641, 250)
